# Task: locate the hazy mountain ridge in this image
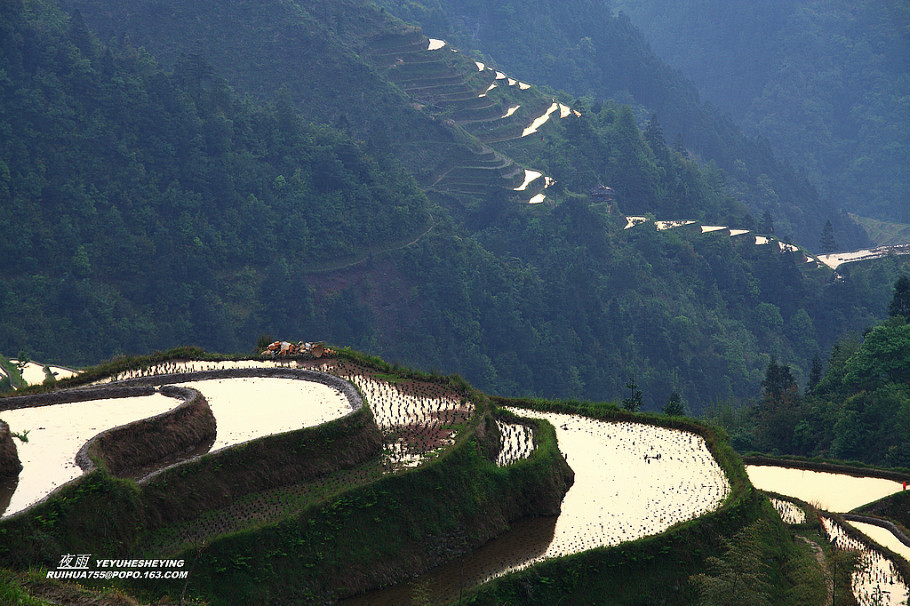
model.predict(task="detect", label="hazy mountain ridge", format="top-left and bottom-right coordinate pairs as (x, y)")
top-left (612, 0), bottom-right (910, 225)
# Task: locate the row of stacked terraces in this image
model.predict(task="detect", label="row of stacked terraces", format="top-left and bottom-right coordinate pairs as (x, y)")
top-left (365, 29), bottom-right (574, 204)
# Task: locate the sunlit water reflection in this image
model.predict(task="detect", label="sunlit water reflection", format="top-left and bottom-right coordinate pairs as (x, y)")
top-left (0, 393), bottom-right (179, 517)
top-left (345, 410), bottom-right (729, 604)
top-left (746, 465), bottom-right (902, 512)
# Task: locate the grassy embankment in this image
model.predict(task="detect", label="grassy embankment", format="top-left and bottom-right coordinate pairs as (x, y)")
top-left (455, 395), bottom-right (829, 606)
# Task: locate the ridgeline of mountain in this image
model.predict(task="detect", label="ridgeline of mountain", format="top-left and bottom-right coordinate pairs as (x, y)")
top-left (2, 0), bottom-right (908, 413)
top-left (612, 0), bottom-right (910, 225)
top-left (367, 0), bottom-right (871, 250)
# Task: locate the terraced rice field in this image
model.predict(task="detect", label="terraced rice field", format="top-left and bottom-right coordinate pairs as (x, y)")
top-left (749, 466), bottom-right (908, 605)
top-left (746, 465), bottom-right (903, 512)
top-left (510, 410), bottom-right (729, 560)
top-left (174, 377), bottom-right (352, 451)
top-left (0, 393), bottom-right (180, 518)
top-left (848, 521), bottom-right (910, 563)
top-left (346, 409), bottom-right (730, 605)
top-left (821, 517), bottom-right (909, 606)
top-left (770, 497), bottom-right (806, 524)
top-left (311, 359), bottom-right (474, 469)
top-left (495, 420), bottom-right (535, 466)
top-left (1, 360), bottom-right (77, 386)
top-left (1, 365), bottom-right (359, 519)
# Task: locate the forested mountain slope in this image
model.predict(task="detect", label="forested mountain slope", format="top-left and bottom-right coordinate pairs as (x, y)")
top-left (2, 0), bottom-right (906, 413)
top-left (612, 0), bottom-right (910, 225)
top-left (368, 0), bottom-right (870, 250)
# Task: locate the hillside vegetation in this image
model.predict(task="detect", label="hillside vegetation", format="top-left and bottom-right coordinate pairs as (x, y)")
top-left (369, 0), bottom-right (871, 248)
top-left (613, 0), bottom-right (910, 225)
top-left (2, 0), bottom-right (907, 413)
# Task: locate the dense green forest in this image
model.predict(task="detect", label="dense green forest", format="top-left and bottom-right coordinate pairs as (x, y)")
top-left (2, 0), bottom-right (907, 414)
top-left (612, 0), bottom-right (910, 225)
top-left (712, 277), bottom-right (910, 468)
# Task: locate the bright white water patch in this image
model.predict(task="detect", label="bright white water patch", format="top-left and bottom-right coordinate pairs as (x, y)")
top-left (755, 235), bottom-right (770, 245)
top-left (474, 61), bottom-right (485, 71)
top-left (478, 82), bottom-right (497, 97)
top-left (822, 517), bottom-right (909, 606)
top-left (817, 244), bottom-right (910, 270)
top-left (559, 104), bottom-right (572, 118)
top-left (503, 410), bottom-right (729, 566)
top-left (700, 225), bottom-right (727, 233)
top-left (529, 193), bottom-right (546, 204)
top-left (501, 104), bottom-right (520, 118)
top-left (518, 82), bottom-right (531, 90)
top-left (573, 109), bottom-right (581, 117)
top-left (848, 521), bottom-right (910, 563)
top-left (95, 359), bottom-right (291, 384)
top-left (624, 216), bottom-right (649, 229)
top-left (746, 465), bottom-right (903, 512)
top-left (770, 497), bottom-right (806, 524)
top-left (427, 38), bottom-right (446, 51)
top-left (521, 103), bottom-right (559, 137)
top-left (514, 169), bottom-right (543, 191)
top-left (7, 361), bottom-right (77, 385)
top-left (729, 229), bottom-right (751, 236)
top-left (495, 71), bottom-right (507, 80)
top-left (176, 378), bottom-right (351, 452)
top-left (655, 220), bottom-right (696, 231)
top-left (495, 421), bottom-right (535, 467)
top-left (507, 78), bottom-right (517, 86)
top-left (1, 393), bottom-right (180, 517)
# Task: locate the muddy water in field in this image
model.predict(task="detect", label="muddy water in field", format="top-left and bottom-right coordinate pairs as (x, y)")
top-left (0, 393), bottom-right (180, 518)
top-left (746, 465), bottom-right (903, 512)
top-left (344, 410), bottom-right (730, 605)
top-left (176, 377), bottom-right (352, 451)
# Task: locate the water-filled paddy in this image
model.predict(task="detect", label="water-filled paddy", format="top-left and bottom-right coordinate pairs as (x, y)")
top-left (746, 465), bottom-right (903, 512)
top-left (821, 517), bottom-right (909, 606)
top-left (847, 521), bottom-right (910, 563)
top-left (176, 377), bottom-right (352, 451)
top-left (345, 409), bottom-right (729, 604)
top-left (0, 393), bottom-right (180, 518)
top-left (1, 368), bottom-right (356, 518)
top-left (495, 420), bottom-right (535, 466)
top-left (521, 102), bottom-right (558, 137)
top-left (511, 410), bottom-right (729, 559)
top-left (770, 497), bottom-right (806, 524)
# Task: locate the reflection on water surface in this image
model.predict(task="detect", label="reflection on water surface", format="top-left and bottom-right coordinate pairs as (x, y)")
top-left (346, 409), bottom-right (730, 604)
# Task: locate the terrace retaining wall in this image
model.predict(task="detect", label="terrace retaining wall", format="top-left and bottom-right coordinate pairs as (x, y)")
top-left (0, 420), bottom-right (21, 480)
top-left (76, 385), bottom-right (216, 478)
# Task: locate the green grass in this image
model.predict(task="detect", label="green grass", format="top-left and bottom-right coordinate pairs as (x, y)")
top-left (850, 213), bottom-right (910, 247)
top-left (0, 570), bottom-right (55, 606)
